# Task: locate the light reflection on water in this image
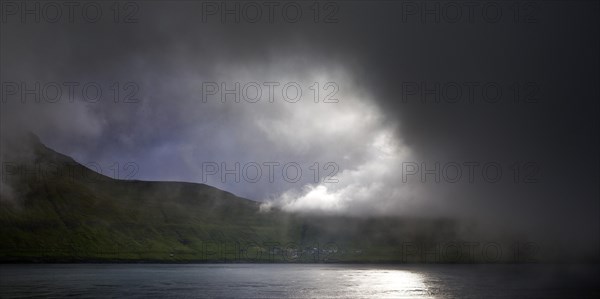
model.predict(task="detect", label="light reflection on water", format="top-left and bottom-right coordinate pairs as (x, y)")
top-left (343, 269), bottom-right (432, 298)
top-left (1, 264), bottom-right (598, 298)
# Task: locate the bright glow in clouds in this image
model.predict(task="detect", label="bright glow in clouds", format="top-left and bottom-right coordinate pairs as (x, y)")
top-left (266, 128), bottom-right (417, 215)
top-left (207, 59), bottom-right (422, 215)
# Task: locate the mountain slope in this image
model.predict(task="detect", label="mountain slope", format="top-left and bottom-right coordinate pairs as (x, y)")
top-left (0, 134), bottom-right (289, 261)
top-left (0, 134), bottom-right (492, 263)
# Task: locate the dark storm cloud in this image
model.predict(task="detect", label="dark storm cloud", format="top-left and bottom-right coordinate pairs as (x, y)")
top-left (1, 1), bottom-right (598, 255)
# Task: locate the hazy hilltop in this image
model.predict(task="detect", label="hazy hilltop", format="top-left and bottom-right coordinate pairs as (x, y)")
top-left (0, 133), bottom-right (546, 263)
top-left (0, 133), bottom-right (281, 262)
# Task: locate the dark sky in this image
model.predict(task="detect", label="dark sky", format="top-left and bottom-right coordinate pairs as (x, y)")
top-left (1, 1), bottom-right (598, 253)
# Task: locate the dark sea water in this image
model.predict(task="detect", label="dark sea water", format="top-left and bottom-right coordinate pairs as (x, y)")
top-left (1, 264), bottom-right (598, 298)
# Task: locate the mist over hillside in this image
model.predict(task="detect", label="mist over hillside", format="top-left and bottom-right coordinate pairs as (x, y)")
top-left (0, 133), bottom-right (594, 263)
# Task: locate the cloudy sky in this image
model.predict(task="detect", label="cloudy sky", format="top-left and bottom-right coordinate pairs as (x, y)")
top-left (1, 1), bottom-right (598, 250)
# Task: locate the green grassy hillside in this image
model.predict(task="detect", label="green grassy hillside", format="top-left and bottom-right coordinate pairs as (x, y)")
top-left (0, 134), bottom-right (495, 263)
